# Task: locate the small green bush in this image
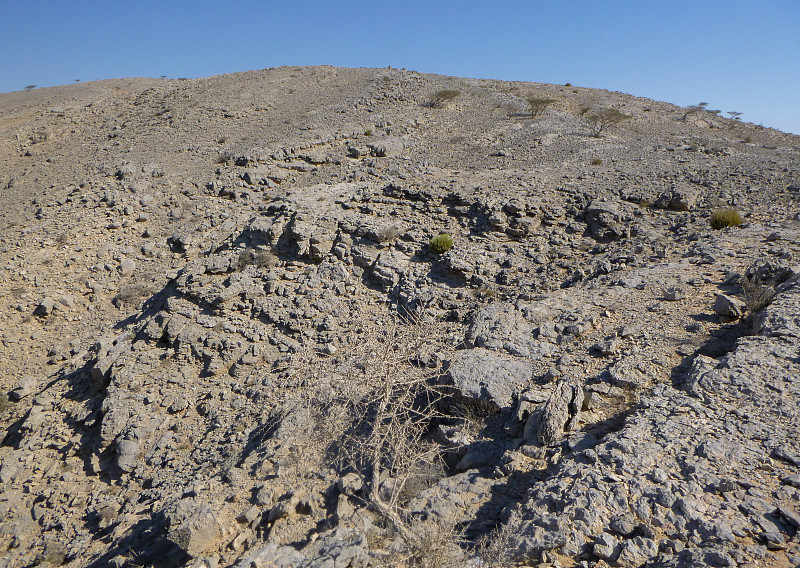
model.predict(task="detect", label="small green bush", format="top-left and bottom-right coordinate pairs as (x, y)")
top-left (710, 208), bottom-right (743, 229)
top-left (429, 233), bottom-right (454, 254)
top-left (591, 158), bottom-right (603, 166)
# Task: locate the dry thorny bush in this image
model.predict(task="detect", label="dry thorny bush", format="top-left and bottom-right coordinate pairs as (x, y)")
top-left (276, 312), bottom-right (468, 557)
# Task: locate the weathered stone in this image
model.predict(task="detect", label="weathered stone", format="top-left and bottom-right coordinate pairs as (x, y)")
top-left (9, 375), bottom-right (37, 401)
top-left (712, 293), bottom-right (744, 318)
top-left (447, 348), bottom-right (532, 410)
top-left (34, 297), bottom-right (57, 316)
top-left (169, 507), bottom-right (223, 558)
top-left (525, 379), bottom-right (583, 446)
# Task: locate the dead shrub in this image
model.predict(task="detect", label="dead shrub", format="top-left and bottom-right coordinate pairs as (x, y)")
top-left (281, 313), bottom-right (456, 548)
top-left (114, 283), bottom-right (152, 306)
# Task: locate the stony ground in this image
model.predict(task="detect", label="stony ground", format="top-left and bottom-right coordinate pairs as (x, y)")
top-left (0, 66), bottom-right (799, 568)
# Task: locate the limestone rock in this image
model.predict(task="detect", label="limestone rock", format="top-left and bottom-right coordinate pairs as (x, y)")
top-left (447, 348), bottom-right (532, 410)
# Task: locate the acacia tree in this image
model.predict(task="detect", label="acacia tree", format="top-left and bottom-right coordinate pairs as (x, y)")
top-left (526, 97), bottom-right (557, 119)
top-left (586, 108), bottom-right (631, 137)
top-left (429, 89), bottom-right (460, 108)
top-left (683, 102), bottom-right (708, 121)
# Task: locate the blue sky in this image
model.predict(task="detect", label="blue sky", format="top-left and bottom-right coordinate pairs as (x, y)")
top-left (2, 1), bottom-right (799, 134)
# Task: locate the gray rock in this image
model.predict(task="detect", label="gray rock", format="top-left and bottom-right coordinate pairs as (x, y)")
top-left (607, 357), bottom-right (652, 389)
top-left (525, 379), bottom-right (583, 446)
top-left (663, 286), bottom-right (686, 301)
top-left (712, 293), bottom-right (744, 318)
top-left (34, 297), bottom-right (57, 316)
top-left (447, 348), bottom-right (532, 410)
top-left (9, 375), bottom-right (37, 401)
top-left (616, 537), bottom-right (659, 567)
top-left (169, 506), bottom-right (223, 558)
top-left (655, 184), bottom-right (700, 211)
top-left (116, 439), bottom-right (140, 472)
top-left (584, 200), bottom-right (632, 241)
top-left (593, 532), bottom-right (621, 561)
top-left (120, 258), bottom-right (136, 275)
top-left (465, 304), bottom-right (556, 358)
top-left (367, 137), bottom-right (407, 157)
top-left (234, 544), bottom-right (306, 568)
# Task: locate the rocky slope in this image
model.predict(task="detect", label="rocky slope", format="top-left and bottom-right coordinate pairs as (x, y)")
top-left (0, 66), bottom-right (799, 567)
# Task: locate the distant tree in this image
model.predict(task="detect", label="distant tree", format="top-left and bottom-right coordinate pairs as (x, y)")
top-left (160, 75), bottom-right (167, 79)
top-left (727, 111), bottom-right (742, 120)
top-left (683, 101), bottom-right (720, 120)
top-left (24, 85), bottom-right (36, 91)
top-left (527, 97), bottom-right (557, 119)
top-left (683, 102), bottom-right (707, 121)
top-left (428, 89), bottom-right (460, 108)
top-left (75, 79), bottom-right (80, 83)
top-left (585, 108), bottom-right (631, 137)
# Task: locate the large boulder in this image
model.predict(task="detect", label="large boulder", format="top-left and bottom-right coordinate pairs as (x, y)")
top-left (447, 348), bottom-right (533, 411)
top-left (584, 200), bottom-right (635, 241)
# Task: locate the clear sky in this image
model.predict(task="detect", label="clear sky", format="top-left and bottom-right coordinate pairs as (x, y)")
top-left (2, 1), bottom-right (799, 134)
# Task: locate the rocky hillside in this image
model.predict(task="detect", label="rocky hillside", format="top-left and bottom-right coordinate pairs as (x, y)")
top-left (0, 66), bottom-right (799, 567)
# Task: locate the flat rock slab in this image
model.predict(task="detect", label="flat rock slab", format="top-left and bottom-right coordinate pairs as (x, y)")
top-left (447, 348), bottom-right (533, 410)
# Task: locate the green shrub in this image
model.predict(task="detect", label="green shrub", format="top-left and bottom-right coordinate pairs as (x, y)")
top-left (710, 208), bottom-right (743, 229)
top-left (591, 158), bottom-right (603, 166)
top-left (429, 90), bottom-right (460, 108)
top-left (429, 233), bottom-right (454, 254)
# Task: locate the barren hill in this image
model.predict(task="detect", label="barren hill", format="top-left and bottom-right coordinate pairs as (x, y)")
top-left (1, 66), bottom-right (799, 567)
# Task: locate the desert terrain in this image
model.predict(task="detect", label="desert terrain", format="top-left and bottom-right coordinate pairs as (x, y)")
top-left (0, 66), bottom-right (799, 567)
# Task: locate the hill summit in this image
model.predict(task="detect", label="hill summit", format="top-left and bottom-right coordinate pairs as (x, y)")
top-left (1, 66), bottom-right (799, 567)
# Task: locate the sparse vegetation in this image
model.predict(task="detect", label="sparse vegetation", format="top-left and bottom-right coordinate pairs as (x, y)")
top-left (429, 90), bottom-right (460, 108)
top-left (364, 128), bottom-right (373, 136)
top-left (591, 158), bottom-right (603, 166)
top-left (738, 259), bottom-right (793, 314)
top-left (740, 275), bottom-right (776, 315)
top-left (283, 314), bottom-right (457, 557)
top-left (586, 108), bottom-right (631, 137)
top-left (428, 233), bottom-right (454, 254)
top-left (114, 283), bottom-right (152, 307)
top-left (24, 85), bottom-right (37, 91)
top-left (215, 152), bottom-right (232, 164)
top-left (710, 208), bottom-right (743, 229)
top-left (237, 247), bottom-right (280, 270)
top-left (472, 283), bottom-right (496, 299)
top-left (376, 224), bottom-right (403, 243)
top-left (526, 97), bottom-right (557, 118)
